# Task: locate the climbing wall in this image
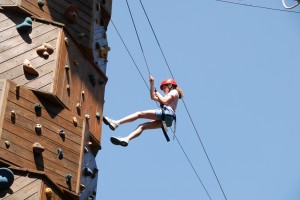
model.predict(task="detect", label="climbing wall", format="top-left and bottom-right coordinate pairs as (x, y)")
top-left (0, 9), bottom-right (107, 143)
top-left (0, 0), bottom-right (112, 199)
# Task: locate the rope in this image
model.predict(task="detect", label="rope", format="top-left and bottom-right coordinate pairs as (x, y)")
top-left (110, 10), bottom-right (212, 200)
top-left (216, 0), bottom-right (300, 13)
top-left (138, 1), bottom-right (228, 200)
top-left (125, 0), bottom-right (151, 76)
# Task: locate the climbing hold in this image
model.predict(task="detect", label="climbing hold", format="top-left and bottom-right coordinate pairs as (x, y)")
top-left (88, 195), bottom-right (95, 200)
top-left (84, 167), bottom-right (93, 176)
top-left (35, 124), bottom-right (42, 129)
top-left (0, 168), bottom-right (14, 189)
top-left (45, 187), bottom-right (53, 198)
top-left (96, 3), bottom-right (100, 11)
top-left (74, 59), bottom-right (78, 66)
top-left (76, 103), bottom-right (81, 111)
top-left (65, 37), bottom-right (69, 46)
top-left (23, 59), bottom-right (39, 76)
top-left (98, 77), bottom-right (105, 85)
top-left (16, 17), bottom-right (32, 33)
top-left (36, 43), bottom-right (54, 59)
top-left (58, 148), bottom-right (63, 159)
top-left (73, 117), bottom-right (78, 126)
top-left (32, 142), bottom-right (44, 153)
top-left (84, 147), bottom-right (89, 153)
top-left (95, 42), bottom-right (100, 49)
top-left (66, 174), bottom-right (72, 183)
top-left (65, 4), bottom-right (78, 23)
top-left (103, 32), bottom-right (107, 39)
top-left (80, 184), bottom-right (86, 191)
top-left (11, 110), bottom-right (16, 120)
top-left (5, 141), bottom-right (10, 149)
top-left (96, 112), bottom-right (100, 119)
top-left (81, 91), bottom-right (85, 96)
top-left (88, 141), bottom-right (93, 146)
top-left (66, 84), bottom-right (70, 90)
top-left (65, 64), bottom-right (70, 71)
top-left (34, 103), bottom-right (42, 110)
top-left (15, 85), bottom-right (20, 92)
top-left (95, 18), bottom-right (100, 24)
top-left (59, 129), bottom-right (65, 136)
top-left (91, 168), bottom-right (99, 178)
top-left (35, 124), bottom-right (42, 135)
top-left (79, 33), bottom-right (85, 38)
top-left (85, 114), bottom-right (90, 120)
top-left (37, 0), bottom-right (44, 7)
top-left (89, 74), bottom-right (96, 86)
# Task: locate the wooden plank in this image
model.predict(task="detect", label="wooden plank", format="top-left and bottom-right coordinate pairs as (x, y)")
top-left (0, 81), bottom-right (9, 137)
top-left (4, 179), bottom-right (41, 200)
top-left (25, 192), bottom-right (39, 200)
top-left (7, 90), bottom-right (83, 136)
top-left (0, 27), bottom-right (60, 64)
top-left (7, 84), bottom-right (84, 129)
top-left (0, 19), bottom-right (15, 33)
top-left (0, 57), bottom-right (55, 84)
top-left (5, 99), bottom-right (82, 145)
top-left (0, 0), bottom-right (17, 6)
top-left (0, 22), bottom-right (51, 53)
top-left (0, 38), bottom-right (57, 74)
top-left (1, 129), bottom-right (79, 174)
top-left (3, 120), bottom-right (80, 164)
top-left (0, 140), bottom-right (78, 189)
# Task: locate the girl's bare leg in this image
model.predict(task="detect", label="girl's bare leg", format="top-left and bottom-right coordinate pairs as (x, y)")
top-left (123, 120), bottom-right (162, 143)
top-left (117, 110), bottom-right (157, 125)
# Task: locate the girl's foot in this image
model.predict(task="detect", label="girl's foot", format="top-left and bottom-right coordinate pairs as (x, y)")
top-left (103, 116), bottom-right (119, 130)
top-left (110, 137), bottom-right (128, 147)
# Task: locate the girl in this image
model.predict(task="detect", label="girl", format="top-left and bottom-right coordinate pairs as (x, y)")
top-left (103, 75), bottom-right (184, 147)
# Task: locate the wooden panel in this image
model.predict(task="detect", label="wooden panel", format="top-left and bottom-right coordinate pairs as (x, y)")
top-left (0, 81), bottom-right (89, 194)
top-left (0, 0), bottom-right (17, 6)
top-left (18, 0), bottom-right (92, 48)
top-left (41, 180), bottom-right (66, 200)
top-left (1, 174), bottom-right (41, 200)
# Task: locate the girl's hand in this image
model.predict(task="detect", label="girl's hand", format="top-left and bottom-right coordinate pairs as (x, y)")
top-left (149, 75), bottom-right (154, 83)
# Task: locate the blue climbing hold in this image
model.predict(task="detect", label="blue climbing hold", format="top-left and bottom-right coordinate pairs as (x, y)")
top-left (84, 167), bottom-right (93, 176)
top-left (0, 168), bottom-right (14, 190)
top-left (66, 174), bottom-right (72, 183)
top-left (58, 148), bottom-right (63, 159)
top-left (16, 17), bottom-right (33, 33)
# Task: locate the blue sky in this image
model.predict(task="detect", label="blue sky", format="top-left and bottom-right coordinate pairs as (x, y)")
top-left (96, 1), bottom-right (300, 200)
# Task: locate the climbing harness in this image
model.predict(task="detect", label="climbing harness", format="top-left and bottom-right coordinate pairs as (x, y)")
top-left (282, 0), bottom-right (300, 9)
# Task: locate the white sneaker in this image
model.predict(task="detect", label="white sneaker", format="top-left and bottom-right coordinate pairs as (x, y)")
top-left (110, 137), bottom-right (128, 147)
top-left (103, 116), bottom-right (119, 131)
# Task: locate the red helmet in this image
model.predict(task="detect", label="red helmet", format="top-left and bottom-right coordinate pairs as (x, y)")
top-left (160, 78), bottom-right (177, 90)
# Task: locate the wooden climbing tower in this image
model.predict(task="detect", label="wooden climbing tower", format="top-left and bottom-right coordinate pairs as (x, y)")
top-left (0, 0), bottom-right (112, 199)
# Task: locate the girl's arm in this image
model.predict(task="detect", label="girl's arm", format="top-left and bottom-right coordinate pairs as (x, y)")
top-left (155, 92), bottom-right (173, 105)
top-left (149, 76), bottom-right (159, 102)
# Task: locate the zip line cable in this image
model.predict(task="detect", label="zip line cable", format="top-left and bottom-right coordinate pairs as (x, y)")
top-left (110, 18), bottom-right (212, 200)
top-left (138, 1), bottom-right (228, 200)
top-left (109, 4), bottom-right (213, 200)
top-left (125, 0), bottom-right (151, 76)
top-left (216, 0), bottom-right (300, 14)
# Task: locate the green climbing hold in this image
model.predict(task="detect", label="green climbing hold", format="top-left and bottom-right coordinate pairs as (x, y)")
top-left (96, 112), bottom-right (100, 119)
top-left (37, 0), bottom-right (44, 7)
top-left (16, 17), bottom-right (32, 33)
top-left (34, 103), bottom-right (42, 109)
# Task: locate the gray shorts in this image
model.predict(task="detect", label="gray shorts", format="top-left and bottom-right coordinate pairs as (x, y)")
top-left (155, 107), bottom-right (175, 127)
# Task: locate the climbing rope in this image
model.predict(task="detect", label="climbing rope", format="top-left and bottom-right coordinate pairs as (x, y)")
top-left (125, 0), bottom-right (151, 76)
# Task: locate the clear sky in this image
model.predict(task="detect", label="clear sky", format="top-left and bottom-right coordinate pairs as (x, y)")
top-left (96, 1), bottom-right (300, 200)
